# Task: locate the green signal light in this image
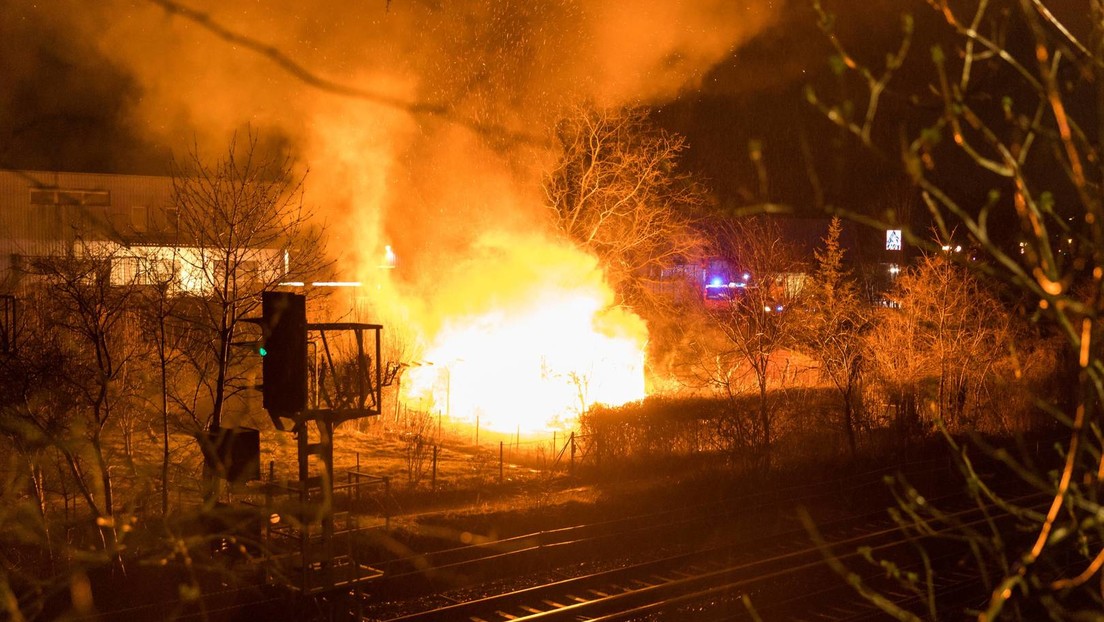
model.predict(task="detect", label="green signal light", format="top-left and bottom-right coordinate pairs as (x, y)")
top-left (258, 346), bottom-right (268, 357)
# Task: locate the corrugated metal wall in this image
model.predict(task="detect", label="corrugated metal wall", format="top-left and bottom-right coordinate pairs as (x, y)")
top-left (0, 169), bottom-right (178, 291)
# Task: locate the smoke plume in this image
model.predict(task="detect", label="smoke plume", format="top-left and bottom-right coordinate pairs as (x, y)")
top-left (6, 0), bottom-right (778, 345)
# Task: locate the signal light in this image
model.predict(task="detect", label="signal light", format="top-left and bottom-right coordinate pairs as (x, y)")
top-left (261, 292), bottom-right (307, 413)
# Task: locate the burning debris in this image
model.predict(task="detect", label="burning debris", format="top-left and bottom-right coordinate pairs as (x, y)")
top-left (400, 233), bottom-right (647, 433)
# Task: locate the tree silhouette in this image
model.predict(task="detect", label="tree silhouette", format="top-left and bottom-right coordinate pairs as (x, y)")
top-left (545, 105), bottom-right (705, 307)
top-left (701, 216), bottom-right (805, 467)
top-left (169, 131), bottom-right (328, 431)
top-left (802, 217), bottom-right (868, 456)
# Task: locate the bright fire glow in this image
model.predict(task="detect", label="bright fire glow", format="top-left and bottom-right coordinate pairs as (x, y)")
top-left (400, 235), bottom-right (647, 434)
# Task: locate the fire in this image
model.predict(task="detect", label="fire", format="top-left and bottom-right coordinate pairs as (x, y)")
top-left (400, 233), bottom-right (647, 434)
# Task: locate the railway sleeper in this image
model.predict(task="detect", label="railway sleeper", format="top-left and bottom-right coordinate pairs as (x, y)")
top-left (564, 593), bottom-right (588, 603)
top-left (540, 599), bottom-right (565, 608)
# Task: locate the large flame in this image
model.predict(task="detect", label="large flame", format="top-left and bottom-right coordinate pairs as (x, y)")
top-left (400, 233), bottom-right (647, 434)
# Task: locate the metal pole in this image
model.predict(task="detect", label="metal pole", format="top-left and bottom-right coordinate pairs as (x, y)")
top-left (384, 476), bottom-right (391, 530)
top-left (355, 328), bottom-right (365, 410)
top-left (570, 432), bottom-right (576, 474)
top-left (375, 327), bottom-right (383, 413)
top-left (393, 376), bottom-right (401, 422)
top-left (265, 461), bottom-right (274, 568)
top-left (499, 441), bottom-right (503, 484)
top-left (296, 425), bottom-right (309, 593)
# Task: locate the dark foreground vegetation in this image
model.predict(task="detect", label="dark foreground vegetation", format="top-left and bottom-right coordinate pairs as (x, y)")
top-left (0, 379), bottom-right (1069, 621)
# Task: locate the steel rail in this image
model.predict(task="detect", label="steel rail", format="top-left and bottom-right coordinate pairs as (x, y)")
top-left (371, 457), bottom-right (953, 583)
top-left (377, 490), bottom-right (1049, 622)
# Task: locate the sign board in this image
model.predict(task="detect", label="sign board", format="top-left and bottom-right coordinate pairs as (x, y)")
top-left (886, 229), bottom-right (902, 251)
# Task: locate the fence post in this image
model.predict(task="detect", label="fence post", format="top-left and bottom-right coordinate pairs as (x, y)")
top-left (384, 476), bottom-right (391, 530)
top-left (265, 461), bottom-right (275, 563)
top-left (499, 441), bottom-right (504, 484)
top-left (570, 432), bottom-right (576, 475)
top-left (553, 431), bottom-right (557, 465)
top-left (432, 445), bottom-right (438, 492)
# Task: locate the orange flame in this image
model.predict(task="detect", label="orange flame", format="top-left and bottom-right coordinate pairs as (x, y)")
top-left (400, 233), bottom-right (647, 434)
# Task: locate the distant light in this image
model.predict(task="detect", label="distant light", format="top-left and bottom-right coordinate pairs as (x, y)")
top-left (279, 281), bottom-right (363, 287)
top-left (258, 346), bottom-right (267, 357)
top-left (742, 273), bottom-right (750, 281)
top-left (889, 264), bottom-right (901, 275)
top-left (763, 305), bottom-right (772, 312)
top-left (709, 276), bottom-right (724, 288)
top-left (776, 305), bottom-right (784, 312)
top-left (941, 245), bottom-right (952, 252)
top-left (381, 245), bottom-right (397, 269)
top-left (954, 245), bottom-right (962, 253)
top-left (728, 282), bottom-right (737, 288)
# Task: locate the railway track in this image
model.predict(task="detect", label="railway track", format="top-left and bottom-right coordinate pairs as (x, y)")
top-left (369, 490), bottom-right (1050, 621)
top-left (363, 459), bottom-right (952, 602)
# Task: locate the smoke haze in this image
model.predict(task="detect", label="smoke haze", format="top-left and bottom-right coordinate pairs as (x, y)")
top-left (3, 0), bottom-right (779, 344)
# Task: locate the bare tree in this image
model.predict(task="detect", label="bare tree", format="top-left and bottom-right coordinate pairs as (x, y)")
top-left (863, 298), bottom-right (926, 445)
top-left (865, 249), bottom-right (1012, 444)
top-left (19, 243), bottom-right (148, 554)
top-left (0, 312), bottom-right (74, 560)
top-left (399, 409), bottom-right (435, 488)
top-left (544, 105), bottom-right (705, 306)
top-left (170, 131), bottom-right (328, 431)
top-left (703, 217), bottom-right (806, 467)
top-left (918, 252), bottom-right (1010, 430)
top-left (135, 254), bottom-right (186, 515)
top-left (690, 346), bottom-right (761, 458)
